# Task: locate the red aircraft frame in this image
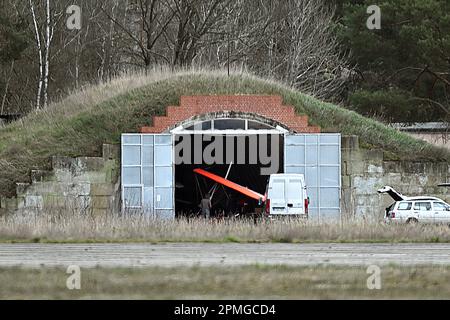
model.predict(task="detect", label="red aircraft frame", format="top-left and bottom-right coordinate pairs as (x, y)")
top-left (193, 168), bottom-right (266, 202)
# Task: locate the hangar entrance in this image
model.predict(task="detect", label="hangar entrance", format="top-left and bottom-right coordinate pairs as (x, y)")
top-left (172, 117), bottom-right (286, 218)
top-left (174, 135), bottom-right (284, 218)
top-left (121, 117), bottom-right (341, 220)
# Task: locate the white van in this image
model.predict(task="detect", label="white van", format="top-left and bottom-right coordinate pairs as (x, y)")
top-left (264, 174), bottom-right (309, 218)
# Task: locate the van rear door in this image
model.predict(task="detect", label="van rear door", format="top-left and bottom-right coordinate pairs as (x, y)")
top-left (286, 178), bottom-right (305, 215)
top-left (269, 178), bottom-right (287, 215)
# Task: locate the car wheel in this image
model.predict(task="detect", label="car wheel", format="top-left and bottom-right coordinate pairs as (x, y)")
top-left (406, 218), bottom-right (419, 224)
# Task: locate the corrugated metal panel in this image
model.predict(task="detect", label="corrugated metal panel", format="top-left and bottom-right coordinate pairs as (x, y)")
top-left (284, 134), bottom-right (341, 220)
top-left (121, 134), bottom-right (174, 219)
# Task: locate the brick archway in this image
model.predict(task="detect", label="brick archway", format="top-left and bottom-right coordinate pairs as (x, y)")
top-left (140, 95), bottom-right (320, 133)
top-left (167, 111), bottom-right (291, 133)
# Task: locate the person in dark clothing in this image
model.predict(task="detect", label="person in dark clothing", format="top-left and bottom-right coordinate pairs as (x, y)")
top-left (225, 194), bottom-right (236, 216)
top-left (200, 193), bottom-right (212, 219)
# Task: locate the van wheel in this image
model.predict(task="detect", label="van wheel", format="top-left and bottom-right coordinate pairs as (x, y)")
top-left (406, 218), bottom-right (418, 224)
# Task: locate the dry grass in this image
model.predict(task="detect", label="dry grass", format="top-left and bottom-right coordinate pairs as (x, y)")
top-left (0, 212), bottom-right (449, 243)
top-left (1, 264), bottom-right (450, 299)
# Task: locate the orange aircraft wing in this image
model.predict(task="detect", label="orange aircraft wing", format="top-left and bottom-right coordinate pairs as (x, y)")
top-left (194, 168), bottom-right (266, 202)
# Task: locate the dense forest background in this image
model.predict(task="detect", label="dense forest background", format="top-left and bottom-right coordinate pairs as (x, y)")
top-left (0, 0), bottom-right (449, 123)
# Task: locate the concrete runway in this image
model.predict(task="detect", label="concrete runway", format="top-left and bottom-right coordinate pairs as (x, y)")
top-left (0, 243), bottom-right (449, 268)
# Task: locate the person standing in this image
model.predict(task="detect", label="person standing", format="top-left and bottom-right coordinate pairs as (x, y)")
top-left (200, 193), bottom-right (212, 219)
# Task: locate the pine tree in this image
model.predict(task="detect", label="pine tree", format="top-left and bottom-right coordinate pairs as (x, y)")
top-left (337, 0), bottom-right (450, 122)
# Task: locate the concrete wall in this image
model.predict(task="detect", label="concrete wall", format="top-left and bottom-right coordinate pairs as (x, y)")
top-left (0, 144), bottom-right (120, 216)
top-left (341, 136), bottom-right (450, 221)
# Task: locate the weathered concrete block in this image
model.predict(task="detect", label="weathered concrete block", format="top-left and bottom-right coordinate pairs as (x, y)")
top-left (341, 175), bottom-right (352, 188)
top-left (417, 175), bottom-right (429, 186)
top-left (22, 182), bottom-right (90, 197)
top-left (366, 164), bottom-right (383, 174)
top-left (423, 187), bottom-right (441, 195)
top-left (103, 144), bottom-right (120, 160)
top-left (29, 182), bottom-right (63, 196)
top-left (356, 195), bottom-right (369, 207)
top-left (342, 147), bottom-right (365, 175)
top-left (401, 162), bottom-right (427, 174)
top-left (16, 183), bottom-right (31, 196)
top-left (340, 191), bottom-right (355, 219)
top-left (53, 169), bottom-right (73, 183)
top-left (25, 195), bottom-right (43, 209)
top-left (383, 161), bottom-right (401, 173)
top-left (363, 149), bottom-right (384, 162)
top-left (348, 148), bottom-right (365, 163)
top-left (403, 185), bottom-right (424, 195)
top-left (90, 183), bottom-right (114, 196)
top-left (68, 183), bottom-right (91, 197)
top-left (77, 157), bottom-right (106, 172)
top-left (426, 162), bottom-right (447, 176)
top-left (52, 156), bottom-right (77, 171)
top-left (386, 173), bottom-right (402, 185)
top-left (341, 161), bottom-right (347, 176)
top-left (16, 196), bottom-right (25, 209)
top-left (346, 160), bottom-right (365, 175)
top-left (5, 197), bottom-right (18, 210)
top-left (104, 160), bottom-right (119, 183)
top-left (7, 150), bottom-right (122, 216)
top-left (72, 172), bottom-right (107, 184)
top-left (354, 176), bottom-right (385, 195)
top-left (341, 135), bottom-right (359, 150)
top-left (42, 195), bottom-right (69, 208)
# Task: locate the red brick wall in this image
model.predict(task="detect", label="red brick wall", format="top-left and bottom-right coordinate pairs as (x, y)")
top-left (141, 95), bottom-right (320, 133)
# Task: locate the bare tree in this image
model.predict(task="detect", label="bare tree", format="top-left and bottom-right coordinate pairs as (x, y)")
top-left (280, 0), bottom-right (351, 99)
top-left (169, 0), bottom-right (234, 67)
top-left (42, 0), bottom-right (53, 108)
top-left (29, 0), bottom-right (56, 109)
top-left (101, 0), bottom-right (175, 67)
top-left (2, 0), bottom-right (352, 115)
top-left (230, 0), bottom-right (351, 100)
top-left (29, 0), bottom-right (43, 109)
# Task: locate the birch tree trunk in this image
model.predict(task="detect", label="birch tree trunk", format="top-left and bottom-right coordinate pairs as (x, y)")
top-left (29, 0), bottom-right (43, 110)
top-left (42, 0), bottom-right (53, 109)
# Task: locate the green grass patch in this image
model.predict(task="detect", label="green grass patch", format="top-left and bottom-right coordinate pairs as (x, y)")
top-left (1, 265), bottom-right (450, 299)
